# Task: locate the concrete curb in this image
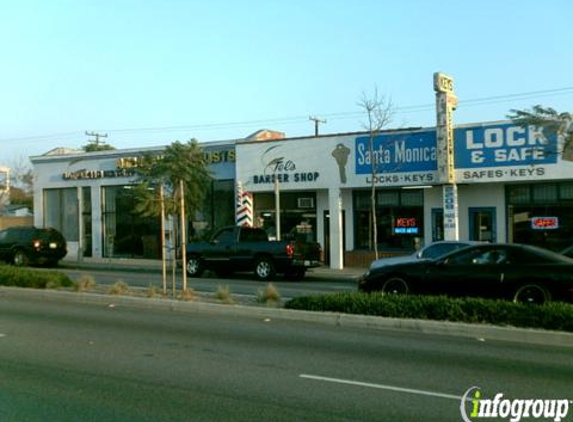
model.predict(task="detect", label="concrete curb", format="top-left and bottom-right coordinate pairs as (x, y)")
top-left (3, 287), bottom-right (572, 349)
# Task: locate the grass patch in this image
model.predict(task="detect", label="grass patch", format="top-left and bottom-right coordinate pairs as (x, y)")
top-left (107, 281), bottom-right (130, 295)
top-left (285, 292), bottom-right (573, 332)
top-left (178, 288), bottom-right (195, 301)
top-left (0, 266), bottom-right (75, 289)
top-left (215, 285), bottom-right (234, 304)
top-left (74, 274), bottom-right (97, 292)
top-left (146, 284), bottom-right (160, 298)
top-left (256, 283), bottom-right (281, 306)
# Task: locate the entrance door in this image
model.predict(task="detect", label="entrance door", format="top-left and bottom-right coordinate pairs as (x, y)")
top-left (323, 210), bottom-right (345, 265)
top-left (469, 207), bottom-right (496, 242)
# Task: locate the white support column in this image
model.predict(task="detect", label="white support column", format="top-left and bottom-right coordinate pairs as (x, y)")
top-left (77, 186), bottom-right (84, 261)
top-left (328, 187), bottom-right (343, 270)
top-left (91, 185), bottom-right (103, 258)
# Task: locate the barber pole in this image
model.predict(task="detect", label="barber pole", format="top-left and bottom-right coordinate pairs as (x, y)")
top-left (236, 182), bottom-right (253, 227)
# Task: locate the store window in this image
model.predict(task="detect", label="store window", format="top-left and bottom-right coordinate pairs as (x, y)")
top-left (354, 189), bottom-right (424, 251)
top-left (44, 188), bottom-right (78, 241)
top-left (431, 208), bottom-right (444, 242)
top-left (102, 186), bottom-right (161, 258)
top-left (81, 187), bottom-right (92, 257)
top-left (507, 183), bottom-right (573, 251)
top-left (253, 192), bottom-right (317, 242)
top-left (196, 179), bottom-right (235, 239)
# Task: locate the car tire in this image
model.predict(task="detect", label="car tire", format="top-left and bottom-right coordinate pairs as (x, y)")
top-left (254, 257), bottom-right (275, 281)
top-left (186, 256), bottom-right (204, 277)
top-left (12, 249), bottom-right (29, 267)
top-left (381, 276), bottom-right (410, 295)
top-left (513, 284), bottom-right (551, 305)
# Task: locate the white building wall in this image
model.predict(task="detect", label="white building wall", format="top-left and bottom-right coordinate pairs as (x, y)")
top-left (424, 183), bottom-right (506, 244)
top-left (316, 190), bottom-right (328, 251)
top-left (341, 188), bottom-right (354, 250)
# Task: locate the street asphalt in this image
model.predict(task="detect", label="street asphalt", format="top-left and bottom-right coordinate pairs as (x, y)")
top-left (59, 257), bottom-right (368, 280)
top-left (2, 275), bottom-right (572, 350)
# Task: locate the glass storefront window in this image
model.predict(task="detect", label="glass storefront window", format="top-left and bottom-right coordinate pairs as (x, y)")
top-left (44, 188), bottom-right (79, 241)
top-left (102, 186), bottom-right (161, 258)
top-left (354, 189), bottom-right (424, 251)
top-left (253, 192), bottom-right (317, 242)
top-left (82, 187), bottom-right (92, 257)
top-left (507, 183), bottom-right (573, 251)
top-left (196, 179), bottom-right (235, 240)
top-left (532, 184), bottom-right (558, 203)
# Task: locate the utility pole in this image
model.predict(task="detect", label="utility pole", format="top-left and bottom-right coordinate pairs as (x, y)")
top-left (309, 116), bottom-right (326, 136)
top-left (85, 131), bottom-right (108, 147)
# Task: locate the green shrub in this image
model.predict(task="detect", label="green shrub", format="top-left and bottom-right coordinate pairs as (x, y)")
top-left (0, 266), bottom-right (75, 289)
top-left (285, 292), bottom-right (573, 332)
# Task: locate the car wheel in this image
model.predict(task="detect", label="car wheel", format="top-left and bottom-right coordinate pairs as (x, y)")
top-left (254, 257), bottom-right (275, 281)
top-left (381, 276), bottom-right (410, 295)
top-left (186, 256), bottom-right (204, 277)
top-left (513, 284), bottom-right (551, 305)
top-left (13, 249), bottom-right (29, 267)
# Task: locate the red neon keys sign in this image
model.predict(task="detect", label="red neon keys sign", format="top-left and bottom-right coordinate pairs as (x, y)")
top-left (531, 217), bottom-right (559, 230)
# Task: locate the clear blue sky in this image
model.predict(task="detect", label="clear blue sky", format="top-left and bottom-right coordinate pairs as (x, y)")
top-left (1, 0), bottom-right (572, 165)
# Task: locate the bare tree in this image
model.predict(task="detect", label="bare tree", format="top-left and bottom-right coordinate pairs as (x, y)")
top-left (357, 87), bottom-right (394, 260)
top-left (1, 156), bottom-right (34, 212)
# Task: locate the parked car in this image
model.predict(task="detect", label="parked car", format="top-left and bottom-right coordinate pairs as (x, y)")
top-left (0, 226), bottom-right (67, 267)
top-left (359, 243), bottom-right (573, 304)
top-left (369, 240), bottom-right (482, 270)
top-left (560, 245), bottom-right (573, 259)
top-left (186, 226), bottom-right (322, 280)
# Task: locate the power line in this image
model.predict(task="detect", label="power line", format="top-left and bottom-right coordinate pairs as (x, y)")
top-left (2, 86), bottom-right (573, 144)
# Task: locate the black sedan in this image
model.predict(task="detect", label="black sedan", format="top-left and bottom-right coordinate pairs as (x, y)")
top-left (359, 243), bottom-right (573, 304)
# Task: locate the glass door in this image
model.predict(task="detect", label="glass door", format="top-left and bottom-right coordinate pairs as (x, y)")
top-left (469, 207), bottom-right (496, 242)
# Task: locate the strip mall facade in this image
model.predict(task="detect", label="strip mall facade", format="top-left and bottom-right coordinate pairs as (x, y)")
top-left (31, 120), bottom-right (573, 268)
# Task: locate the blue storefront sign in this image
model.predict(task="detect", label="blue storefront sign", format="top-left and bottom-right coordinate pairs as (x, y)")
top-left (354, 123), bottom-right (559, 179)
top-left (355, 130), bottom-right (437, 174)
top-left (454, 123), bottom-right (558, 168)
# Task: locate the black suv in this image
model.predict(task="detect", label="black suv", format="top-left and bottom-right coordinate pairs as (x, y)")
top-left (0, 226), bottom-right (67, 267)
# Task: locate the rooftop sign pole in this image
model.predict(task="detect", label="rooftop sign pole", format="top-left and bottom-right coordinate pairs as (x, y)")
top-left (434, 72), bottom-right (459, 241)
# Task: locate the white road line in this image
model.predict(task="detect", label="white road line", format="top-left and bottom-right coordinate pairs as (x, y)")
top-left (299, 374), bottom-right (464, 401)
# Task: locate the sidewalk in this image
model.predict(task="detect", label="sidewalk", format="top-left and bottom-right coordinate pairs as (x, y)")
top-left (61, 257), bottom-right (367, 280)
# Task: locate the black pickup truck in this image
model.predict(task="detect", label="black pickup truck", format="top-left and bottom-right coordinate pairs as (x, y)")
top-left (185, 226), bottom-right (322, 280)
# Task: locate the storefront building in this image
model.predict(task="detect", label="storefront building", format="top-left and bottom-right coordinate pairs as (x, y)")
top-left (236, 120), bottom-right (573, 269)
top-left (31, 120), bottom-right (572, 268)
top-left (31, 141), bottom-right (236, 260)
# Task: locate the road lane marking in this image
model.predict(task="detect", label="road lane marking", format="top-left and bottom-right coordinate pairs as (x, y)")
top-left (299, 374), bottom-right (464, 401)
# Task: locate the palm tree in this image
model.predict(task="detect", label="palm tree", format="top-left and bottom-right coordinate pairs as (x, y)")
top-left (507, 105), bottom-right (573, 161)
